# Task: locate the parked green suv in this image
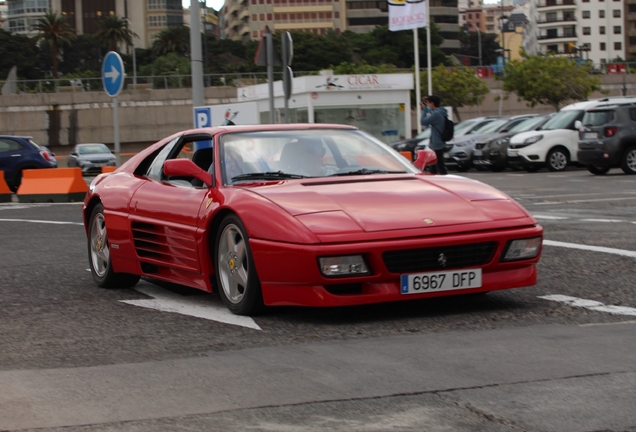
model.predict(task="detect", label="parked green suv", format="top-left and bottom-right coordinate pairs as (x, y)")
top-left (577, 104), bottom-right (636, 175)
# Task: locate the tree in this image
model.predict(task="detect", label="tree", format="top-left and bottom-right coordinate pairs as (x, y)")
top-left (33, 11), bottom-right (76, 78)
top-left (152, 26), bottom-right (191, 57)
top-left (0, 29), bottom-right (41, 80)
top-left (458, 24), bottom-right (501, 66)
top-left (502, 52), bottom-right (604, 111)
top-left (421, 66), bottom-right (490, 121)
top-left (95, 14), bottom-right (137, 52)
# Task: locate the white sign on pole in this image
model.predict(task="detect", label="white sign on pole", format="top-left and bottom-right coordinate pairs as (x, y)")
top-left (388, 0), bottom-right (427, 32)
top-left (193, 102), bottom-right (260, 127)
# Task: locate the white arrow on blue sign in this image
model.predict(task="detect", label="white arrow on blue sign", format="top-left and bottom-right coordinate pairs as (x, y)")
top-left (102, 51), bottom-right (125, 98)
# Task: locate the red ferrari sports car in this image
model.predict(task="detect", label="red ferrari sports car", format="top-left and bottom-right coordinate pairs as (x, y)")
top-left (83, 124), bottom-right (543, 315)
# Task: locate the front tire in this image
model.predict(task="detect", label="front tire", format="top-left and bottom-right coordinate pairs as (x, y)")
top-left (215, 214), bottom-right (264, 316)
top-left (587, 165), bottom-right (610, 175)
top-left (620, 146), bottom-right (636, 174)
top-left (88, 203), bottom-right (140, 288)
top-left (547, 147), bottom-right (569, 172)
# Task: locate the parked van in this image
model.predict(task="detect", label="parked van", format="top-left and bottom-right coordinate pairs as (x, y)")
top-left (507, 96), bottom-right (636, 172)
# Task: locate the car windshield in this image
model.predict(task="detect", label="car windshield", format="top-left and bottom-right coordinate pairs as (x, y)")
top-left (582, 110), bottom-right (615, 126)
top-left (79, 144), bottom-right (110, 154)
top-left (472, 118), bottom-right (509, 134)
top-left (453, 120), bottom-right (479, 136)
top-left (508, 116), bottom-right (547, 132)
top-left (540, 110), bottom-right (583, 130)
top-left (467, 120), bottom-right (497, 134)
top-left (219, 129), bottom-right (418, 184)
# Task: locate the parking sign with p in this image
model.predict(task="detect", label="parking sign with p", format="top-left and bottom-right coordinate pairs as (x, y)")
top-left (194, 107), bottom-right (212, 128)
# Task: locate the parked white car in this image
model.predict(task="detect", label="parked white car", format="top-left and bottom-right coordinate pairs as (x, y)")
top-left (507, 96), bottom-right (636, 172)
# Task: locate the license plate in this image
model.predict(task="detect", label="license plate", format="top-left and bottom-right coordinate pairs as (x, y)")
top-left (507, 149), bottom-right (519, 157)
top-left (473, 150), bottom-right (483, 156)
top-left (583, 132), bottom-right (598, 139)
top-left (400, 268), bottom-right (482, 295)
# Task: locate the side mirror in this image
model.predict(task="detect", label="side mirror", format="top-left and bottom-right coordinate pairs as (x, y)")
top-left (164, 159), bottom-right (213, 187)
top-left (413, 149), bottom-right (437, 171)
top-left (574, 120), bottom-right (583, 131)
top-left (70, 152), bottom-right (77, 156)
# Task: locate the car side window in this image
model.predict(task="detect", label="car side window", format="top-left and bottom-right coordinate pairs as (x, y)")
top-left (146, 136), bottom-right (181, 180)
top-left (0, 139), bottom-right (24, 153)
top-left (629, 108), bottom-right (636, 122)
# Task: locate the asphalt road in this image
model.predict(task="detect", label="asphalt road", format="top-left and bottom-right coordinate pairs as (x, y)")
top-left (1, 167), bottom-right (635, 432)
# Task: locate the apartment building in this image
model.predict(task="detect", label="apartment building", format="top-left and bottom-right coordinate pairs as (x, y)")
top-left (221, 0), bottom-right (460, 52)
top-left (5, 0), bottom-right (184, 49)
top-left (524, 0), bottom-right (625, 64)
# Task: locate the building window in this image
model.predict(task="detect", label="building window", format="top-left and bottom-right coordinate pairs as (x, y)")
top-left (599, 10), bottom-right (605, 18)
top-left (600, 26), bottom-right (605, 34)
top-left (252, 14), bottom-right (257, 20)
top-left (600, 42), bottom-right (606, 50)
top-left (582, 10), bottom-right (590, 18)
top-left (615, 42), bottom-right (622, 50)
top-left (614, 25), bottom-right (621, 34)
top-left (613, 9), bottom-right (621, 17)
top-left (583, 27), bottom-right (591, 35)
top-left (582, 0), bottom-right (589, 2)
top-left (630, 3), bottom-right (636, 12)
top-left (468, 13), bottom-right (472, 18)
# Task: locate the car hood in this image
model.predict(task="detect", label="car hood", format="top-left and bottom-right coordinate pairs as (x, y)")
top-left (509, 129), bottom-right (569, 144)
top-left (79, 152), bottom-right (115, 161)
top-left (248, 175), bottom-right (531, 234)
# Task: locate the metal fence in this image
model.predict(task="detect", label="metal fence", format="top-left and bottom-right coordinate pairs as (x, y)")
top-left (1, 63), bottom-right (634, 95)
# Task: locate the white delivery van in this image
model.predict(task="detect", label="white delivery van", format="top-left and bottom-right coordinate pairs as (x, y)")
top-left (507, 96), bottom-right (636, 172)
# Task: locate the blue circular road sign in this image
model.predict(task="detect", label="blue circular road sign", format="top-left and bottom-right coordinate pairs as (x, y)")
top-left (102, 51), bottom-right (125, 98)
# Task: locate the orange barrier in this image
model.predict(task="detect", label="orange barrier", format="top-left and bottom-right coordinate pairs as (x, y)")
top-left (0, 171), bottom-right (12, 203)
top-left (101, 166), bottom-right (116, 173)
top-left (17, 168), bottom-right (88, 203)
top-left (399, 151), bottom-right (413, 161)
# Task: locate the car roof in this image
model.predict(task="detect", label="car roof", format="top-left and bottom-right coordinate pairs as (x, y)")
top-left (585, 103), bottom-right (636, 111)
top-left (562, 97), bottom-right (636, 111)
top-left (182, 123), bottom-right (358, 136)
top-left (0, 135), bottom-right (33, 139)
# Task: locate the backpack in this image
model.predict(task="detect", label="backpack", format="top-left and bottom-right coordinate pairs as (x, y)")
top-left (440, 116), bottom-right (454, 142)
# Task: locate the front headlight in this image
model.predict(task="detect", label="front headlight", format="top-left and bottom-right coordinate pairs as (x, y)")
top-left (456, 139), bottom-right (474, 148)
top-left (493, 137), bottom-right (510, 147)
top-left (319, 255), bottom-right (370, 277)
top-left (523, 135), bottom-right (543, 145)
top-left (502, 237), bottom-right (542, 261)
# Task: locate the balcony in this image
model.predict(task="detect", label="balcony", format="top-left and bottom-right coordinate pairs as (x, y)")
top-left (537, 17), bottom-right (576, 25)
top-left (538, 0), bottom-right (575, 8)
top-left (538, 31), bottom-right (577, 40)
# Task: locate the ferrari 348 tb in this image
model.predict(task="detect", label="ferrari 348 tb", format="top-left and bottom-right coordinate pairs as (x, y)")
top-left (83, 124), bottom-right (543, 316)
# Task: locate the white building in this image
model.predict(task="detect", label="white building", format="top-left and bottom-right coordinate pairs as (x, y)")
top-left (523, 0), bottom-right (625, 65)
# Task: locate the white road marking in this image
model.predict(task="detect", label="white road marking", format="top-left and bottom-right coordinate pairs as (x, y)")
top-left (580, 218), bottom-right (625, 223)
top-left (543, 240), bottom-right (636, 258)
top-left (0, 218), bottom-right (83, 226)
top-left (580, 320), bottom-right (636, 327)
top-left (533, 215), bottom-right (569, 220)
top-left (539, 295), bottom-right (636, 316)
top-left (120, 285), bottom-right (261, 330)
top-left (534, 196), bottom-right (636, 205)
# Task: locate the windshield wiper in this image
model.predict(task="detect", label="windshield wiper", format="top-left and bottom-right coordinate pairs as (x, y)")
top-left (231, 171), bottom-right (308, 181)
top-left (329, 168), bottom-right (406, 176)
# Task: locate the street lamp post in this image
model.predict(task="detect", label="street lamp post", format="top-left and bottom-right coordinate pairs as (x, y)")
top-left (124, 18), bottom-right (137, 88)
top-left (467, 22), bottom-right (482, 66)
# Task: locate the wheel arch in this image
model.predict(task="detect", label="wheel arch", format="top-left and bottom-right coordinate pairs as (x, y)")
top-left (83, 196), bottom-right (103, 235)
top-left (549, 145), bottom-right (571, 159)
top-left (204, 208), bottom-right (239, 278)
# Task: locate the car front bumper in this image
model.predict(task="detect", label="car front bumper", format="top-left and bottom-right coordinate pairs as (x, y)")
top-left (250, 225), bottom-right (543, 307)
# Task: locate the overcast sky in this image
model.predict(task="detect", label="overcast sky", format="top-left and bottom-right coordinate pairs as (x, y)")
top-left (182, 0), bottom-right (225, 11)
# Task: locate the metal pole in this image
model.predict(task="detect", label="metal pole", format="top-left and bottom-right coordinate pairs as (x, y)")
top-left (266, 32), bottom-right (275, 124)
top-left (414, 28), bottom-right (422, 134)
top-left (426, 0), bottom-right (432, 96)
top-left (477, 27), bottom-right (482, 66)
top-left (132, 45), bottom-right (137, 87)
top-left (190, 0), bottom-right (204, 109)
top-left (113, 97), bottom-right (121, 166)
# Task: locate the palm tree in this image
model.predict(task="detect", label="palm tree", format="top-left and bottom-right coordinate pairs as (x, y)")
top-left (152, 26), bottom-right (191, 57)
top-left (34, 11), bottom-right (76, 79)
top-left (95, 14), bottom-right (137, 52)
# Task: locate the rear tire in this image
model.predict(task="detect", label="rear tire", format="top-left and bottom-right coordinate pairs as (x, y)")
top-left (587, 165), bottom-right (610, 175)
top-left (620, 146), bottom-right (636, 174)
top-left (88, 203), bottom-right (140, 288)
top-left (547, 147), bottom-right (569, 172)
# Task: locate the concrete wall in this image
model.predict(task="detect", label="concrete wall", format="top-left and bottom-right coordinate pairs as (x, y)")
top-left (2, 74), bottom-right (635, 156)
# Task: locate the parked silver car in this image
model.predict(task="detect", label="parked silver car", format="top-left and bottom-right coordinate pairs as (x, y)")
top-left (67, 143), bottom-right (116, 175)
